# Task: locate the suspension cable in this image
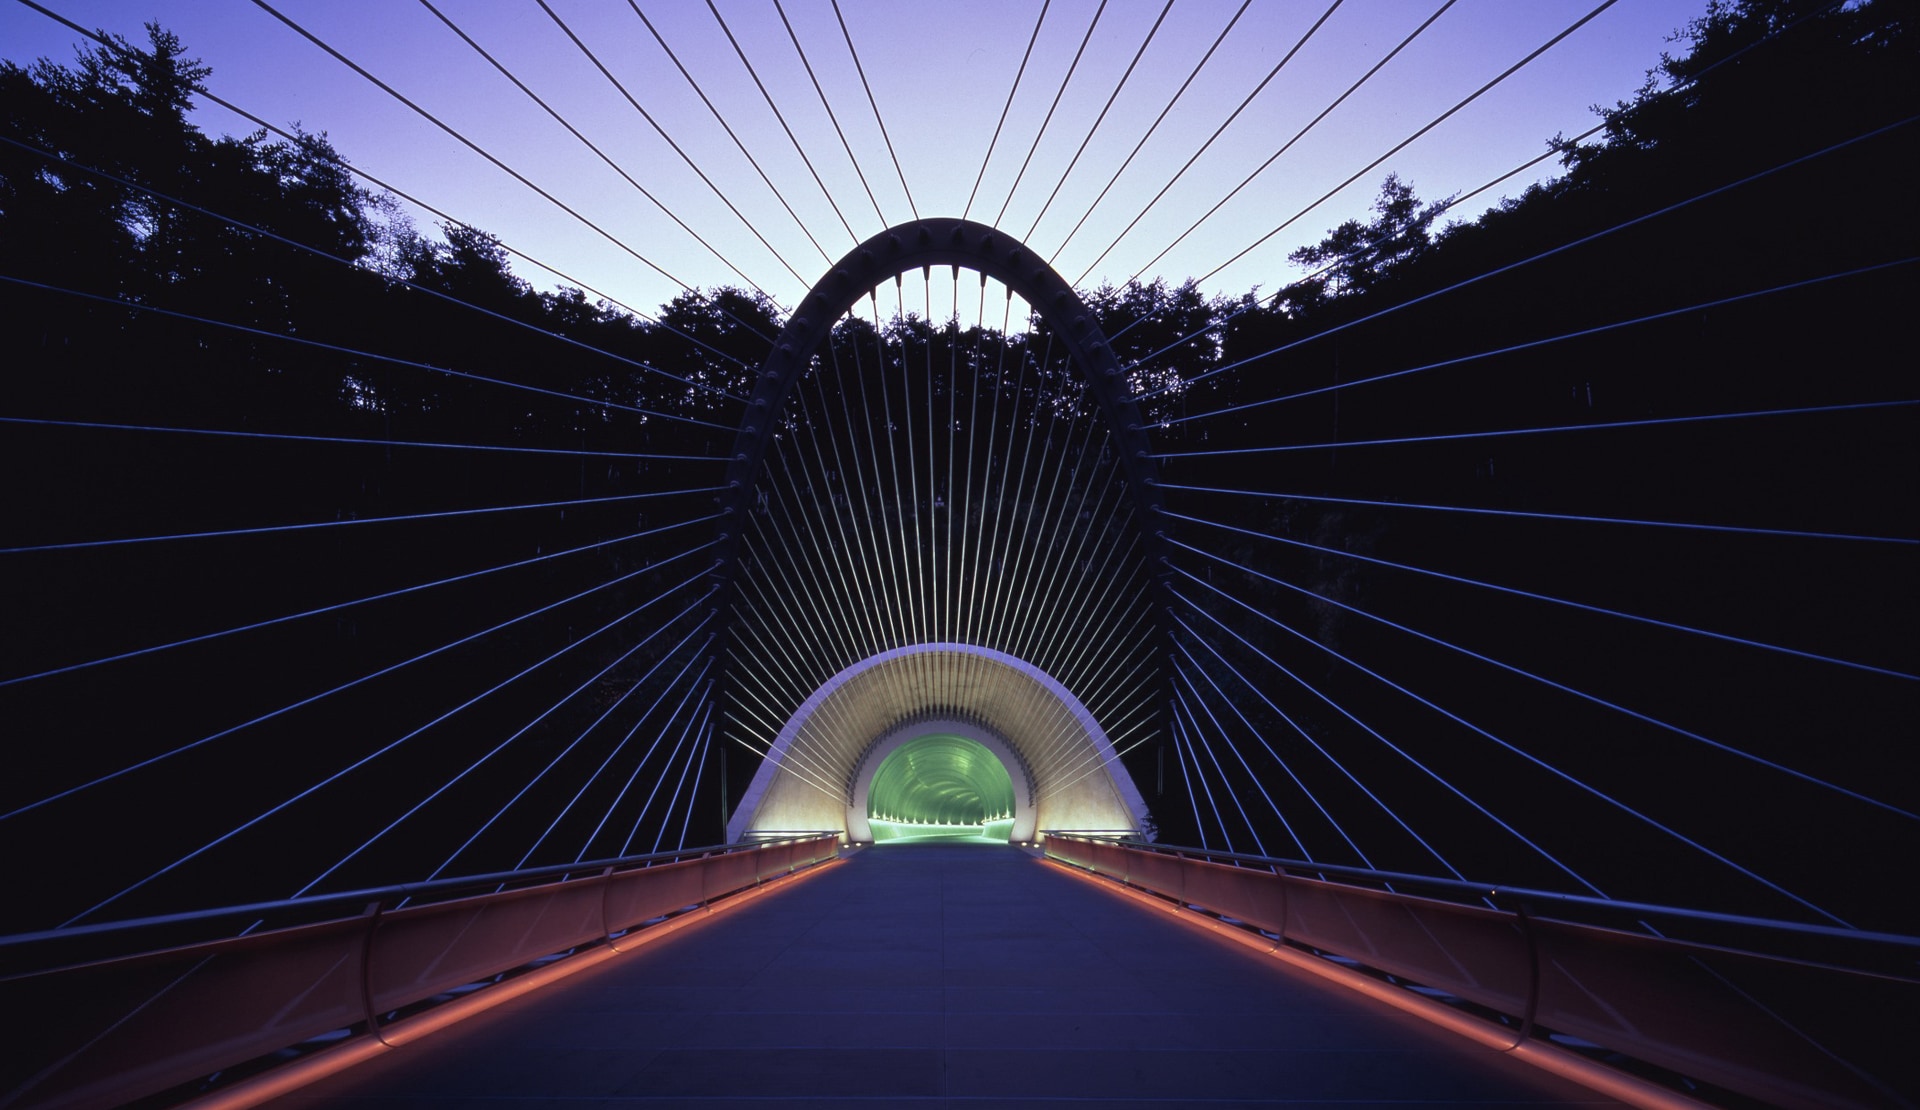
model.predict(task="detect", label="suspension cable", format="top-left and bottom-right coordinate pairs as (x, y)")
top-left (1175, 680), bottom-right (1275, 854)
top-left (577, 664), bottom-right (711, 859)
top-left (990, 0), bottom-right (1110, 230)
top-left (1155, 483), bottom-right (1914, 547)
top-left (532, 0), bottom-right (805, 294)
top-left (703, 0), bottom-right (861, 246)
top-left (1173, 688), bottom-right (1260, 851)
top-left (1173, 651), bottom-right (1339, 864)
top-left (3, 485), bottom-right (721, 556)
top-left (1048, 0), bottom-right (1251, 265)
top-left (1171, 604), bottom-right (1472, 880)
top-left (0, 508), bottom-right (721, 688)
top-left (764, 436), bottom-right (876, 660)
top-left (0, 539), bottom-right (720, 821)
top-left (1160, 257), bottom-right (1919, 424)
top-left (830, 0), bottom-right (917, 221)
top-left (1167, 536), bottom-right (1919, 823)
top-left (1154, 399), bottom-right (1919, 465)
top-left (626, 1), bottom-right (835, 265)
top-left (1125, 0), bottom-right (1456, 285)
top-left (415, 0), bottom-right (781, 311)
top-left (1073, 0), bottom-right (1346, 286)
top-left (1170, 612), bottom-right (1385, 867)
top-left (62, 575), bottom-right (717, 925)
top-left (1192, 0), bottom-right (1619, 288)
top-left (250, 0), bottom-right (792, 315)
top-left (12, 0), bottom-right (763, 366)
top-left (894, 281), bottom-right (931, 643)
top-left (1169, 697), bottom-right (1234, 852)
top-left (0, 414), bottom-right (711, 464)
top-left (1166, 122), bottom-right (1919, 399)
top-left (1167, 709), bottom-right (1209, 849)
top-left (1172, 572), bottom-right (1849, 925)
top-left (304, 601), bottom-right (717, 896)
top-left (1019, 0), bottom-right (1173, 245)
top-left (431, 621), bottom-right (716, 880)
top-left (1110, 0), bottom-right (1852, 369)
top-left (772, 0), bottom-right (888, 228)
top-left (650, 698), bottom-right (715, 854)
top-left (0, 272), bottom-right (732, 431)
top-left (828, 315), bottom-right (912, 650)
top-left (964, 0), bottom-right (1050, 221)
top-left (1163, 509), bottom-right (1915, 682)
top-left (801, 340), bottom-right (893, 651)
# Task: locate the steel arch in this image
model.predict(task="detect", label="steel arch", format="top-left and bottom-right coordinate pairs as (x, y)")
top-left (714, 217), bottom-right (1171, 609)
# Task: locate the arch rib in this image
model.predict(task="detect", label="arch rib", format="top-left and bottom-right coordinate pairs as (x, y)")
top-left (714, 218), bottom-right (1169, 610)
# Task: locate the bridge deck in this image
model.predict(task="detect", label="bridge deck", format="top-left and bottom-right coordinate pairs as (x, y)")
top-left (268, 843), bottom-right (1621, 1108)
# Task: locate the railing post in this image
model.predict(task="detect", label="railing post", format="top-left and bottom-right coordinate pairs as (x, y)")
top-left (358, 899), bottom-right (391, 1046)
top-left (1512, 900), bottom-right (1542, 1049)
top-left (1272, 863), bottom-right (1291, 944)
top-left (599, 865), bottom-right (618, 950)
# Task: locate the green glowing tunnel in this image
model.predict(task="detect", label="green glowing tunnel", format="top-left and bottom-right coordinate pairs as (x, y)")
top-left (865, 733), bottom-right (1016, 839)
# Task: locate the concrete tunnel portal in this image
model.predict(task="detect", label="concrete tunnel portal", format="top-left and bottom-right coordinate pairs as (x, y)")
top-left (725, 644), bottom-right (1149, 846)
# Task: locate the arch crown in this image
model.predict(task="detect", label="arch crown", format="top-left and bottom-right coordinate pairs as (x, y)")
top-left (715, 217), bottom-right (1170, 606)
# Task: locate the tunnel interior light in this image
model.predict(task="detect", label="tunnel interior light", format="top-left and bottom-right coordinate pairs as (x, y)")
top-left (867, 733), bottom-right (1016, 845)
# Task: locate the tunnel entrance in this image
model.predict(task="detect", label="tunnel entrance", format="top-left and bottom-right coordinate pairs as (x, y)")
top-left (726, 644), bottom-right (1147, 845)
top-left (866, 733), bottom-right (1017, 845)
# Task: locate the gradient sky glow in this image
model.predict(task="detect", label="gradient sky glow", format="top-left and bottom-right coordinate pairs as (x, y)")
top-left (3, 0), bottom-right (1712, 322)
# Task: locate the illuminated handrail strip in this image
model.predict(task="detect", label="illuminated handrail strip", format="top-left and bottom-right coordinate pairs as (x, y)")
top-left (1041, 833), bottom-right (1920, 1110)
top-left (1038, 833), bottom-right (1920, 961)
top-left (0, 835), bottom-right (841, 1110)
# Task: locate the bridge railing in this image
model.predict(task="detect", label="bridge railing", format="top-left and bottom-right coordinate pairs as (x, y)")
top-left (1042, 833), bottom-right (1919, 1110)
top-left (0, 833), bottom-right (841, 1110)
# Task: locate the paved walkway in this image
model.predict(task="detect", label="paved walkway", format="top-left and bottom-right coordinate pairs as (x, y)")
top-left (271, 844), bottom-right (1620, 1108)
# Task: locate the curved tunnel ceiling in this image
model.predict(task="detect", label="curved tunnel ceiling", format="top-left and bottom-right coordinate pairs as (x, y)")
top-left (867, 733), bottom-right (1015, 825)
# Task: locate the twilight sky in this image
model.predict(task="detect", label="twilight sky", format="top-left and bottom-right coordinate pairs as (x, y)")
top-left (3, 0), bottom-right (1712, 323)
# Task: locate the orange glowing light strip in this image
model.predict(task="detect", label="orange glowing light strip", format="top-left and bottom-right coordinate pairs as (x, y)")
top-left (1039, 856), bottom-right (1712, 1110)
top-left (185, 853), bottom-right (848, 1110)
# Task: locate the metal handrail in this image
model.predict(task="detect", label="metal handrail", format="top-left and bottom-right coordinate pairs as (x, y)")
top-left (0, 833), bottom-right (841, 977)
top-left (1040, 831), bottom-right (1920, 971)
top-left (2, 833), bottom-right (844, 1110)
top-left (1041, 832), bottom-right (1920, 1109)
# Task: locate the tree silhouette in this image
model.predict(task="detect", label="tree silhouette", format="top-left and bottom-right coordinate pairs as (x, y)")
top-left (1284, 173), bottom-right (1449, 307)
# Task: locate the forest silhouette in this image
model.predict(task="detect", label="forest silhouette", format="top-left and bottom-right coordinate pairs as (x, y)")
top-left (1, 0), bottom-right (1914, 931)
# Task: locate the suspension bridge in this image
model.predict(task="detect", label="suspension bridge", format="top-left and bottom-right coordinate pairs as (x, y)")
top-left (1, 1), bottom-right (1915, 1107)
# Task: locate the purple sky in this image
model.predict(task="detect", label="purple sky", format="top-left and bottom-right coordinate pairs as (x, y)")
top-left (4, 1), bottom-right (1711, 322)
